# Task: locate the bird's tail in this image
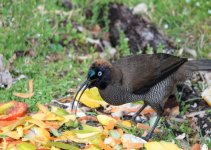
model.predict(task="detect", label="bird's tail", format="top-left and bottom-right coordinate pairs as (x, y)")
top-left (188, 60), bottom-right (211, 71)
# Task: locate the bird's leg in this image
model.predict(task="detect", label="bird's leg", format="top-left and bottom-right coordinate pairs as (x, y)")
top-left (142, 104), bottom-right (163, 141)
top-left (142, 115), bottom-right (161, 141)
top-left (131, 103), bottom-right (147, 123)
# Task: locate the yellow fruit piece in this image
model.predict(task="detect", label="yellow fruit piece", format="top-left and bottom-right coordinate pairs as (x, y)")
top-left (32, 112), bottom-right (64, 121)
top-left (97, 115), bottom-right (117, 126)
top-left (121, 120), bottom-right (132, 127)
top-left (75, 132), bottom-right (100, 139)
top-left (16, 126), bottom-right (23, 137)
top-left (72, 124), bottom-right (102, 139)
top-left (6, 131), bottom-right (20, 139)
top-left (23, 124), bottom-right (34, 131)
top-left (76, 87), bottom-right (108, 108)
top-left (37, 103), bottom-right (50, 113)
top-left (55, 131), bottom-right (75, 141)
top-left (82, 124), bottom-right (103, 132)
top-left (39, 128), bottom-right (51, 141)
top-left (10, 116), bottom-right (31, 130)
top-left (56, 130), bottom-right (102, 144)
top-left (145, 141), bottom-right (182, 150)
top-left (27, 118), bottom-right (47, 128)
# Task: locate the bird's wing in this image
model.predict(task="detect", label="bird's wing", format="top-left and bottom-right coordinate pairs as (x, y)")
top-left (113, 53), bottom-right (187, 94)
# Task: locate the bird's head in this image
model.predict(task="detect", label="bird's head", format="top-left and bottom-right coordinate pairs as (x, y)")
top-left (71, 60), bottom-right (112, 111)
top-left (87, 60), bottom-right (112, 90)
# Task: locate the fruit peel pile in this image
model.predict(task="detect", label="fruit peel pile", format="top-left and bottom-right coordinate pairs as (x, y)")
top-left (0, 88), bottom-right (182, 150)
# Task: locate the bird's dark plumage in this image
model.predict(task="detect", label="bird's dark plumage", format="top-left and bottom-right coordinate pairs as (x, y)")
top-left (113, 54), bottom-right (188, 94)
top-left (72, 53), bottom-right (211, 140)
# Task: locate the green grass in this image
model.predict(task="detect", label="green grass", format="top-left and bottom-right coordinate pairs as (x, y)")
top-left (0, 0), bottom-right (210, 145)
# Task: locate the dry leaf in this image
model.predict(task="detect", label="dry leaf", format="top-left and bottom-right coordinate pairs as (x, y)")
top-left (99, 140), bottom-right (112, 150)
top-left (105, 120), bottom-right (116, 130)
top-left (110, 103), bottom-right (155, 118)
top-left (13, 92), bottom-right (34, 98)
top-left (165, 106), bottom-right (180, 116)
top-left (92, 24), bottom-right (101, 36)
top-left (97, 115), bottom-right (117, 126)
top-left (78, 115), bottom-right (98, 123)
top-left (0, 103), bottom-right (79, 149)
top-left (29, 80), bottom-right (33, 93)
top-left (137, 123), bottom-right (161, 133)
top-left (13, 80), bottom-right (34, 98)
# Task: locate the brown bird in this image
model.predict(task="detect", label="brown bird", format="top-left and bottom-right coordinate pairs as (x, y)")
top-left (72, 53), bottom-right (211, 140)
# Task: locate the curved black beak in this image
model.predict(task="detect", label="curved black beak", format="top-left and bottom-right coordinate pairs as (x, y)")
top-left (71, 69), bottom-right (96, 114)
top-left (71, 79), bottom-right (90, 114)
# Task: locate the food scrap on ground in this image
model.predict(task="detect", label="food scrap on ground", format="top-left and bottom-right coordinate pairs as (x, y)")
top-left (0, 98), bottom-right (183, 150)
top-left (1, 87), bottom-right (209, 149)
top-left (13, 80), bottom-right (34, 99)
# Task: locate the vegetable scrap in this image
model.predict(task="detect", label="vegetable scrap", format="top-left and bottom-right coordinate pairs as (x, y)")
top-left (0, 87), bottom-right (207, 149)
top-left (0, 100), bottom-right (182, 150)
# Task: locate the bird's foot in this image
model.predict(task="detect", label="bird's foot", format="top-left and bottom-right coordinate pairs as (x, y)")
top-left (131, 116), bottom-right (137, 123)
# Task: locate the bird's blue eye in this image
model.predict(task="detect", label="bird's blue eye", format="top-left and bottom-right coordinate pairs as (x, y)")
top-left (98, 71), bottom-right (102, 76)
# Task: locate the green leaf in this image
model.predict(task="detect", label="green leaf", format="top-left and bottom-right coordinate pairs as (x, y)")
top-left (49, 127), bottom-right (61, 137)
top-left (72, 124), bottom-right (102, 139)
top-left (65, 120), bottom-right (79, 128)
top-left (51, 106), bottom-right (69, 116)
top-left (0, 134), bottom-right (7, 138)
top-left (47, 142), bottom-right (79, 150)
top-left (17, 142), bottom-right (36, 150)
